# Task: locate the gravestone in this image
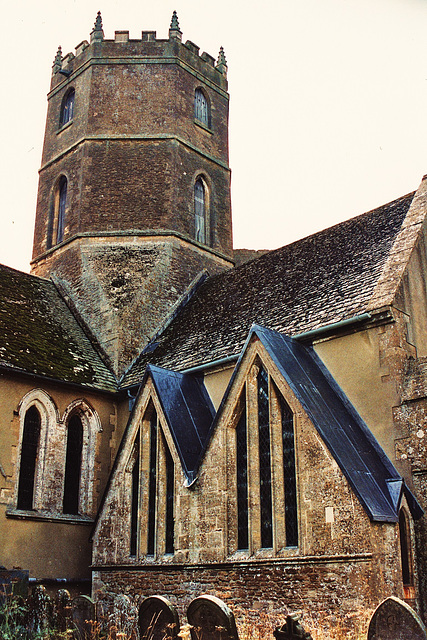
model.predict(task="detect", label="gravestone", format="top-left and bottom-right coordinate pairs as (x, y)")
top-left (30, 585), bottom-right (50, 633)
top-left (138, 595), bottom-right (179, 640)
top-left (368, 596), bottom-right (427, 640)
top-left (274, 614), bottom-right (313, 640)
top-left (187, 595), bottom-right (239, 640)
top-left (72, 595), bottom-right (96, 639)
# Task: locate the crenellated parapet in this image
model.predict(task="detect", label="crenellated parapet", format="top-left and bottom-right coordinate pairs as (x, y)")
top-left (51, 11), bottom-right (228, 92)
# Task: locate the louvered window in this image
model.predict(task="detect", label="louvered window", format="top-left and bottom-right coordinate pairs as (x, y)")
top-left (17, 406), bottom-right (41, 511)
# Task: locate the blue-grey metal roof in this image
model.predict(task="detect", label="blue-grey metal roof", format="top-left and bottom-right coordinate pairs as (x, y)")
top-left (237, 325), bottom-right (422, 522)
top-left (147, 364), bottom-right (216, 483)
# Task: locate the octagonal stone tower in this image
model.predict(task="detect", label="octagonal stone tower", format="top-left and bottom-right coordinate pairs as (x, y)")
top-left (31, 12), bottom-right (233, 375)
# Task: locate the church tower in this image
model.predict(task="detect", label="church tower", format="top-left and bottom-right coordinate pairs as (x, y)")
top-left (31, 12), bottom-right (233, 375)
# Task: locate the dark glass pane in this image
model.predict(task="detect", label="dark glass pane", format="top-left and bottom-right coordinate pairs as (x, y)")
top-left (194, 179), bottom-right (205, 243)
top-left (399, 510), bottom-right (412, 586)
top-left (147, 411), bottom-right (157, 555)
top-left (17, 406), bottom-right (41, 510)
top-left (258, 367), bottom-right (273, 548)
top-left (282, 398), bottom-right (298, 546)
top-left (130, 437), bottom-right (140, 556)
top-left (236, 399), bottom-right (248, 550)
top-left (57, 177), bottom-right (67, 243)
top-left (165, 445), bottom-right (174, 554)
top-left (63, 415), bottom-right (83, 515)
top-left (61, 89), bottom-right (74, 125)
top-left (194, 89), bottom-right (208, 125)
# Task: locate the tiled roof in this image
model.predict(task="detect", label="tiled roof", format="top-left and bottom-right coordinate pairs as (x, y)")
top-left (0, 264), bottom-right (117, 392)
top-left (122, 192), bottom-right (415, 387)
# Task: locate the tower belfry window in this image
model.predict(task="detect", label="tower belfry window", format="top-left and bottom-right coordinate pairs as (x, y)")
top-left (57, 176), bottom-right (67, 244)
top-left (194, 88), bottom-right (209, 127)
top-left (194, 178), bottom-right (206, 243)
top-left (60, 89), bottom-right (75, 126)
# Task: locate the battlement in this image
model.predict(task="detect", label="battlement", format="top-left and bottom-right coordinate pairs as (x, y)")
top-left (51, 11), bottom-right (228, 93)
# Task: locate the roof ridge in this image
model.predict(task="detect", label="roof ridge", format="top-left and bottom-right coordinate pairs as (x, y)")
top-left (367, 180), bottom-right (426, 311)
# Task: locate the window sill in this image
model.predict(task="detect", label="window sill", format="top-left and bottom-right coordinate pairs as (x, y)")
top-left (6, 508), bottom-right (94, 525)
top-left (194, 120), bottom-right (213, 134)
top-left (57, 120), bottom-right (73, 134)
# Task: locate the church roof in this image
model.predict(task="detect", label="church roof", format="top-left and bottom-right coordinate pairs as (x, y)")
top-left (0, 264), bottom-right (117, 392)
top-left (121, 191), bottom-right (415, 387)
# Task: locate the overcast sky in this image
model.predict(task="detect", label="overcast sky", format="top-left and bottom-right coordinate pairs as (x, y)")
top-left (1, 0), bottom-right (427, 272)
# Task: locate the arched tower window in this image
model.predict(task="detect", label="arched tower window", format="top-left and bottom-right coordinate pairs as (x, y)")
top-left (60, 88), bottom-right (75, 126)
top-left (17, 406), bottom-right (41, 511)
top-left (399, 508), bottom-right (414, 596)
top-left (63, 414), bottom-right (83, 515)
top-left (194, 88), bottom-right (209, 127)
top-left (194, 178), bottom-right (206, 244)
top-left (56, 176), bottom-right (67, 244)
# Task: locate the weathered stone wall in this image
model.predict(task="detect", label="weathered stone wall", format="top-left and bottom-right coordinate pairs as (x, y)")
top-left (92, 342), bottom-right (407, 636)
top-left (0, 371), bottom-right (124, 581)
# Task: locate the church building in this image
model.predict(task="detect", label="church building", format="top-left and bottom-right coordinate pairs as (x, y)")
top-left (1, 12), bottom-right (427, 637)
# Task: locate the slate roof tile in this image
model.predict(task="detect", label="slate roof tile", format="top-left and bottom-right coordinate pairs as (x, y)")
top-left (122, 191), bottom-right (415, 387)
top-left (0, 264), bottom-right (117, 392)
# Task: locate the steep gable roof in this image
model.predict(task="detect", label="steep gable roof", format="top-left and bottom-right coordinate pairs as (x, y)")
top-left (0, 264), bottom-right (117, 392)
top-left (147, 365), bottom-right (215, 483)
top-left (122, 191), bottom-right (415, 387)
top-left (236, 325), bottom-right (422, 522)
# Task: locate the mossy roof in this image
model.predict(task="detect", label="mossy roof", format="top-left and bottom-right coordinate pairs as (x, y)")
top-left (122, 191), bottom-right (415, 387)
top-left (0, 264), bottom-right (117, 392)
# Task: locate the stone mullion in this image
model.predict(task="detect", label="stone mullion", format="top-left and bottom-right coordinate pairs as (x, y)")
top-left (156, 428), bottom-right (167, 557)
top-left (247, 363), bottom-right (260, 553)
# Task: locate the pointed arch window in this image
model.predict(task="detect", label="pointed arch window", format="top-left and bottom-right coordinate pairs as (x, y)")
top-left (63, 414), bottom-right (83, 515)
top-left (194, 88), bottom-right (209, 127)
top-left (236, 395), bottom-right (248, 550)
top-left (56, 176), bottom-right (67, 244)
top-left (130, 435), bottom-right (140, 557)
top-left (60, 88), bottom-right (75, 127)
top-left (17, 406), bottom-right (41, 511)
top-left (194, 178), bottom-right (206, 244)
top-left (165, 444), bottom-right (175, 554)
top-left (399, 508), bottom-right (414, 598)
top-left (258, 366), bottom-right (273, 548)
top-left (147, 410), bottom-right (158, 556)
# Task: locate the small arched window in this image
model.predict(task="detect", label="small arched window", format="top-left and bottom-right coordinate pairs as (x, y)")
top-left (63, 414), bottom-right (83, 515)
top-left (17, 406), bottom-right (41, 511)
top-left (194, 88), bottom-right (209, 127)
top-left (194, 178), bottom-right (206, 244)
top-left (60, 88), bottom-right (75, 126)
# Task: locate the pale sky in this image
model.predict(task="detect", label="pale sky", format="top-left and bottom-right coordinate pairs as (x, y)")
top-left (1, 0), bottom-right (427, 272)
